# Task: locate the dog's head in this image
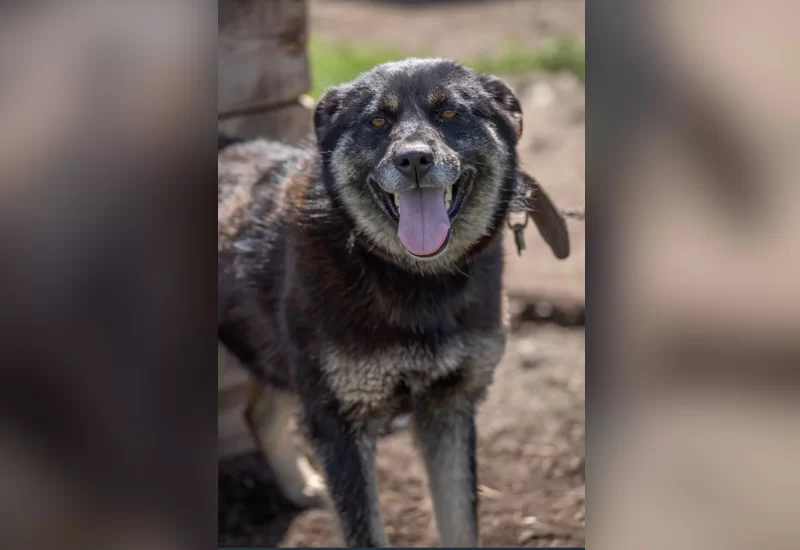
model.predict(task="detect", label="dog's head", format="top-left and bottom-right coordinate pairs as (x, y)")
top-left (315, 58), bottom-right (556, 272)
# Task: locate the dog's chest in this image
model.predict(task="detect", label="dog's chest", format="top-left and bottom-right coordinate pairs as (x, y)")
top-left (320, 328), bottom-right (507, 419)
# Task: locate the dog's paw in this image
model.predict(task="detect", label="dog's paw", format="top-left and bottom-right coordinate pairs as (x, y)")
top-left (287, 471), bottom-right (330, 509)
top-left (283, 460), bottom-right (330, 510)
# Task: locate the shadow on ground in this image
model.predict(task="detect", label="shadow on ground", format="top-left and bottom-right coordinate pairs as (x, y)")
top-left (218, 452), bottom-right (305, 547)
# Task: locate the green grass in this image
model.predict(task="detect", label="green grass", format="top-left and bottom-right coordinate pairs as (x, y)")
top-left (470, 38), bottom-right (585, 84)
top-left (308, 36), bottom-right (584, 98)
top-left (308, 38), bottom-right (407, 98)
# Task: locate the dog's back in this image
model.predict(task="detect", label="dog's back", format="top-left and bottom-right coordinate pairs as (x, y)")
top-left (217, 139), bottom-right (316, 389)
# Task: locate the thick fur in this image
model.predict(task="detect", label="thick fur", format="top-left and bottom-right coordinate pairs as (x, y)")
top-left (218, 59), bottom-right (568, 547)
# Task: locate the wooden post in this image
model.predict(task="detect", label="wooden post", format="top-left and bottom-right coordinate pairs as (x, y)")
top-left (218, 0), bottom-right (312, 144)
top-left (217, 0), bottom-right (312, 462)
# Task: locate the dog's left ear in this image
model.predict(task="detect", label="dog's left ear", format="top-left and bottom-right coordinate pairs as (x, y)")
top-left (519, 172), bottom-right (570, 260)
top-left (479, 74), bottom-right (523, 141)
top-left (314, 86), bottom-right (343, 147)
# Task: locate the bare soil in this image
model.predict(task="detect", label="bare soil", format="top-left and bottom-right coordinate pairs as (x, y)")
top-left (220, 2), bottom-right (585, 547)
top-left (310, 0), bottom-right (585, 60)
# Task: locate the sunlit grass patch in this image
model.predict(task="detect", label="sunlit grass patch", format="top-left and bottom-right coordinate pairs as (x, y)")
top-left (308, 36), bottom-right (585, 99)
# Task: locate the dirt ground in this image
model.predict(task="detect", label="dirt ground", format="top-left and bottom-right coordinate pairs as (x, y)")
top-left (310, 0), bottom-right (585, 60)
top-left (277, 1), bottom-right (587, 547)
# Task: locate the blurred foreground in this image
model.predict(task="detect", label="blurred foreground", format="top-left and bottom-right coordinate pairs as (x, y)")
top-left (0, 3), bottom-right (216, 550)
top-left (592, 2), bottom-right (800, 549)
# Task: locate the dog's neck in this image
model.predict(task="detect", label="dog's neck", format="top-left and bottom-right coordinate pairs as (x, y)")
top-left (284, 157), bottom-right (508, 336)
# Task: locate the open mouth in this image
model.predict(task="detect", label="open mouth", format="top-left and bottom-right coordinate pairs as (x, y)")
top-left (369, 169), bottom-right (475, 258)
top-left (370, 169), bottom-right (474, 223)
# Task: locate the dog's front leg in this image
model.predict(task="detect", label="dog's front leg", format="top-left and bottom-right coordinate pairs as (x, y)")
top-left (304, 399), bottom-right (387, 547)
top-left (413, 395), bottom-right (479, 547)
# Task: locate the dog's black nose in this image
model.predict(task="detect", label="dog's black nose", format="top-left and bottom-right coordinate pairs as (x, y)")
top-left (393, 147), bottom-right (433, 178)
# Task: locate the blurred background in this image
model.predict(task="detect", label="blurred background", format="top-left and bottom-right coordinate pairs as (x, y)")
top-left (591, 2), bottom-right (800, 550)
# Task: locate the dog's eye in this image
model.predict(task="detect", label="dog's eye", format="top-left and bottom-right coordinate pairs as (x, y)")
top-left (441, 110), bottom-right (458, 120)
top-left (369, 117), bottom-right (388, 128)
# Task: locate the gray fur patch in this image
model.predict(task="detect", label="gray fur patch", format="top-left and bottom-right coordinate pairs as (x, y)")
top-left (414, 400), bottom-right (479, 547)
top-left (355, 435), bottom-right (387, 546)
top-left (320, 329), bottom-right (507, 423)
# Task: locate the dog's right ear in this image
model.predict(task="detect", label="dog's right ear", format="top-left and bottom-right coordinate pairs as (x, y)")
top-left (478, 73), bottom-right (523, 142)
top-left (314, 87), bottom-right (343, 146)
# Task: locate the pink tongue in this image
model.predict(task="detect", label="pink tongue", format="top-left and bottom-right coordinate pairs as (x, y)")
top-left (397, 187), bottom-right (451, 256)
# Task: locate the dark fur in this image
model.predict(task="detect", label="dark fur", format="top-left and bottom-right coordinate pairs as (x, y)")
top-left (218, 59), bottom-right (569, 546)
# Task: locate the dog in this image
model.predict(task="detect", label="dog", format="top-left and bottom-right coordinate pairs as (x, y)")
top-left (218, 58), bottom-right (570, 547)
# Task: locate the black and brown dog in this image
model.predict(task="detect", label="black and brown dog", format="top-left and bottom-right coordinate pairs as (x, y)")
top-left (218, 58), bottom-right (569, 547)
